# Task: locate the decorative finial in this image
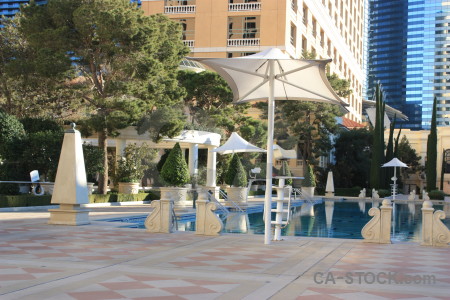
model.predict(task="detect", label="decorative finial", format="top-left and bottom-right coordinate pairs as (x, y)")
top-left (66, 122), bottom-right (77, 133)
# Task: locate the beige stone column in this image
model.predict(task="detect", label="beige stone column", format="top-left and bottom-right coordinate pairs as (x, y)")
top-left (48, 124), bottom-right (90, 226)
top-left (379, 199), bottom-right (393, 244)
top-left (421, 200), bottom-right (434, 246)
top-left (188, 143), bottom-right (199, 179)
top-left (206, 146), bottom-right (217, 187)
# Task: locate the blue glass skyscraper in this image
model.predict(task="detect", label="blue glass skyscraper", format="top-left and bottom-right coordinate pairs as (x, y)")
top-left (369, 0), bottom-right (450, 129)
top-left (0, 1), bottom-right (45, 18)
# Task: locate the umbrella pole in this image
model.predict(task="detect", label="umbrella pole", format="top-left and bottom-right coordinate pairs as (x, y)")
top-left (264, 60), bottom-right (276, 245)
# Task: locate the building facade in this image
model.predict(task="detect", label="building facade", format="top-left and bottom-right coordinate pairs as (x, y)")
top-left (369, 0), bottom-right (450, 130)
top-left (141, 0), bottom-right (366, 124)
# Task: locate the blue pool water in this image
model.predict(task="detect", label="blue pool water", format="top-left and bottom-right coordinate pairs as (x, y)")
top-left (105, 200), bottom-right (450, 241)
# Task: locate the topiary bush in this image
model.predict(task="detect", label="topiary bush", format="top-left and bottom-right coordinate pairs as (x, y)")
top-left (429, 189), bottom-right (445, 200)
top-left (160, 143), bottom-right (190, 187)
top-left (225, 154), bottom-right (247, 187)
top-left (303, 163), bottom-right (316, 187)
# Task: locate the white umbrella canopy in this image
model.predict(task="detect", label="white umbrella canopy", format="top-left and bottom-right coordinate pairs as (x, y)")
top-left (189, 48), bottom-right (347, 105)
top-left (212, 132), bottom-right (266, 154)
top-left (273, 144), bottom-right (296, 160)
top-left (189, 48), bottom-right (348, 244)
top-left (382, 157), bottom-right (408, 168)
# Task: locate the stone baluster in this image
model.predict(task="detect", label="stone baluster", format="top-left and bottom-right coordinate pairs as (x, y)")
top-left (195, 189), bottom-right (223, 236)
top-left (144, 193), bottom-right (174, 233)
top-left (421, 200), bottom-right (450, 247)
top-left (361, 199), bottom-right (392, 244)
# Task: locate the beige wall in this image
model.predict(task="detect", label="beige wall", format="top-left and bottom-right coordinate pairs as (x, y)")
top-left (387, 127), bottom-right (450, 194)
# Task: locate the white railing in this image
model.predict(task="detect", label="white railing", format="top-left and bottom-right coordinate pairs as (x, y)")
top-left (227, 38), bottom-right (260, 47)
top-left (183, 40), bottom-right (195, 48)
top-left (164, 5), bottom-right (196, 14)
top-left (228, 3), bottom-right (261, 11)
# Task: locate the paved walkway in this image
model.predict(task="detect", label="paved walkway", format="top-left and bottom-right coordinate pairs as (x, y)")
top-left (1, 205), bottom-right (449, 300)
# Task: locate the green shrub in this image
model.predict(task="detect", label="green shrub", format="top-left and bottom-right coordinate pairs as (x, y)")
top-left (225, 154), bottom-right (247, 187)
top-left (83, 143), bottom-right (104, 183)
top-left (334, 188), bottom-right (361, 197)
top-left (0, 112), bottom-right (26, 159)
top-left (0, 183), bottom-right (20, 195)
top-left (303, 164), bottom-right (316, 187)
top-left (429, 189), bottom-right (445, 200)
top-left (116, 144), bottom-right (156, 183)
top-left (0, 195), bottom-right (52, 207)
top-left (89, 194), bottom-right (117, 203)
top-left (378, 189), bottom-right (391, 198)
top-left (160, 143), bottom-right (190, 187)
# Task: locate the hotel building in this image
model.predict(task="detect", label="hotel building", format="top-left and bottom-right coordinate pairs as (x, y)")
top-left (141, 0), bottom-right (367, 124)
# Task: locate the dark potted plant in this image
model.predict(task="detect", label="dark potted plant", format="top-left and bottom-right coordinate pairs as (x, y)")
top-left (83, 143), bottom-right (104, 194)
top-left (224, 153), bottom-right (248, 204)
top-left (116, 143), bottom-right (155, 194)
top-left (160, 143), bottom-right (190, 205)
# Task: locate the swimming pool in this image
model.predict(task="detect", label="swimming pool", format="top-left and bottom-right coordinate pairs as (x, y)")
top-left (105, 200), bottom-right (450, 241)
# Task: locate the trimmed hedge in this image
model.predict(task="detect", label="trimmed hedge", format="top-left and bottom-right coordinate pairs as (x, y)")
top-left (0, 191), bottom-right (160, 208)
top-left (334, 188), bottom-right (361, 197)
top-left (0, 195), bottom-right (52, 208)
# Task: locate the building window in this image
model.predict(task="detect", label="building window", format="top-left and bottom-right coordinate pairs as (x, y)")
top-left (290, 23), bottom-right (297, 47)
top-left (302, 5), bottom-right (308, 25)
top-left (312, 18), bottom-right (317, 37)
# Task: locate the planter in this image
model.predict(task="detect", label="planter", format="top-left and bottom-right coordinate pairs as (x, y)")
top-left (159, 187), bottom-right (190, 207)
top-left (226, 186), bottom-right (248, 205)
top-left (276, 186), bottom-right (292, 199)
top-left (302, 186), bottom-right (315, 198)
top-left (118, 182), bottom-right (140, 194)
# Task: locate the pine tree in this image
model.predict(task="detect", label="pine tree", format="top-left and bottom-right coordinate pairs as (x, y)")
top-left (426, 97), bottom-right (438, 192)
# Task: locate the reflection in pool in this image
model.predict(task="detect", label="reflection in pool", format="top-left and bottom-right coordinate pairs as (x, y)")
top-left (108, 200), bottom-right (450, 242)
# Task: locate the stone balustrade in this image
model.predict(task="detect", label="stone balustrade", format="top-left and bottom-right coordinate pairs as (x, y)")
top-left (164, 5), bottom-right (196, 14)
top-left (228, 3), bottom-right (261, 11)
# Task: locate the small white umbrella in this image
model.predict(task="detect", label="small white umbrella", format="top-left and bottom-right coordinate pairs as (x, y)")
top-left (382, 158), bottom-right (409, 200)
top-left (212, 132), bottom-right (266, 154)
top-left (190, 48), bottom-right (347, 244)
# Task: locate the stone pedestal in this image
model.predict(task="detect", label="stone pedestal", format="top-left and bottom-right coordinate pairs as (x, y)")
top-left (145, 199), bottom-right (174, 233)
top-left (421, 200), bottom-right (450, 247)
top-left (48, 204), bottom-right (90, 226)
top-left (361, 199), bottom-right (392, 244)
top-left (195, 197), bottom-right (223, 236)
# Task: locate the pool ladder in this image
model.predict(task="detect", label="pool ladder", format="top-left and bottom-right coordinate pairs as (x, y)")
top-left (271, 186), bottom-right (293, 239)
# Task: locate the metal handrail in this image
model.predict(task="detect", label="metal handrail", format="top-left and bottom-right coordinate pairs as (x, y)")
top-left (219, 189), bottom-right (244, 213)
top-left (207, 191), bottom-right (229, 220)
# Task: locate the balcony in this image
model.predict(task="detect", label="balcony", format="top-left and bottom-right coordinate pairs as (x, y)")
top-left (164, 5), bottom-right (196, 14)
top-left (183, 40), bottom-right (195, 48)
top-left (227, 38), bottom-right (260, 47)
top-left (228, 3), bottom-right (261, 12)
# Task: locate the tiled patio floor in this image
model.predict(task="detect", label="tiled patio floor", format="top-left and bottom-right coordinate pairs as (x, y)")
top-left (1, 205), bottom-right (449, 300)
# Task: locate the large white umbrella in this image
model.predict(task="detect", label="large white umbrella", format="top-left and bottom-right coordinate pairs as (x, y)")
top-left (190, 48), bottom-right (347, 244)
